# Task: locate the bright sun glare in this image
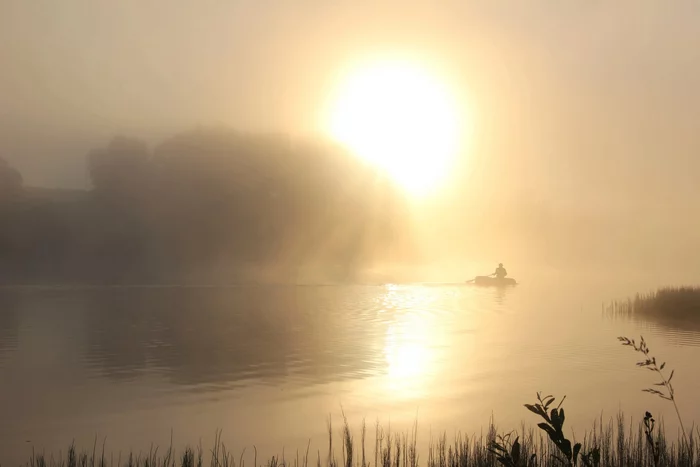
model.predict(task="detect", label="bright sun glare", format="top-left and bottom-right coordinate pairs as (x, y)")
top-left (325, 59), bottom-right (463, 195)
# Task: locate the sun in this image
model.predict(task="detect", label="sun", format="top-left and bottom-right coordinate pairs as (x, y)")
top-left (323, 58), bottom-right (463, 195)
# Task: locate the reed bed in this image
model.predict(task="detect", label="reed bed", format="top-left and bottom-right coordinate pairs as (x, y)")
top-left (606, 286), bottom-right (700, 320)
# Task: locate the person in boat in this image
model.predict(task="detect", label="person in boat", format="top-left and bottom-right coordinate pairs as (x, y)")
top-left (493, 263), bottom-right (507, 279)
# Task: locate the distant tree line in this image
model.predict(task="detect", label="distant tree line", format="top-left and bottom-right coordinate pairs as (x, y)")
top-left (0, 128), bottom-right (412, 284)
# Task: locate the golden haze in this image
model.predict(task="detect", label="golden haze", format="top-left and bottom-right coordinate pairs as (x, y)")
top-left (321, 56), bottom-right (470, 197)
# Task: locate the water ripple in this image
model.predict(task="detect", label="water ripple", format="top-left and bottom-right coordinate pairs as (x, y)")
top-left (2, 283), bottom-right (700, 462)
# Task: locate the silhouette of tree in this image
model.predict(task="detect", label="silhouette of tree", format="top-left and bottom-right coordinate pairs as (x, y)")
top-left (87, 136), bottom-right (153, 203)
top-left (0, 128), bottom-right (413, 284)
top-left (0, 158), bottom-right (23, 202)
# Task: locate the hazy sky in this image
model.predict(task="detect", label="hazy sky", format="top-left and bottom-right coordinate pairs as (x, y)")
top-left (2, 0), bottom-right (700, 208)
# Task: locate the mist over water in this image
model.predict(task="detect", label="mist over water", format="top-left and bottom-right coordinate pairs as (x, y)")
top-left (2, 1), bottom-right (700, 465)
top-left (3, 1), bottom-right (700, 283)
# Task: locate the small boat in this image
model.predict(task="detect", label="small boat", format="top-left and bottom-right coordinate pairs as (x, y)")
top-left (468, 276), bottom-right (517, 286)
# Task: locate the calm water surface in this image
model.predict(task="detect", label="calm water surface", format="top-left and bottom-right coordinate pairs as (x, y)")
top-left (1, 279), bottom-right (699, 464)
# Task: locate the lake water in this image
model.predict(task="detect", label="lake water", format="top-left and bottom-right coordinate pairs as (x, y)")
top-left (1, 278), bottom-right (699, 465)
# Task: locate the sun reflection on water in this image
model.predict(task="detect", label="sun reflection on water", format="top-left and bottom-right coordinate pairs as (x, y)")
top-left (379, 285), bottom-right (442, 400)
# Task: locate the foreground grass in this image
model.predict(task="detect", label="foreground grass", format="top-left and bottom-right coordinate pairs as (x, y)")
top-left (13, 413), bottom-right (700, 467)
top-left (606, 286), bottom-right (700, 320)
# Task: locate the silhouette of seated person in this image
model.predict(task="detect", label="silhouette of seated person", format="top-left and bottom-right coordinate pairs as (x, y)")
top-left (494, 263), bottom-right (507, 279)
